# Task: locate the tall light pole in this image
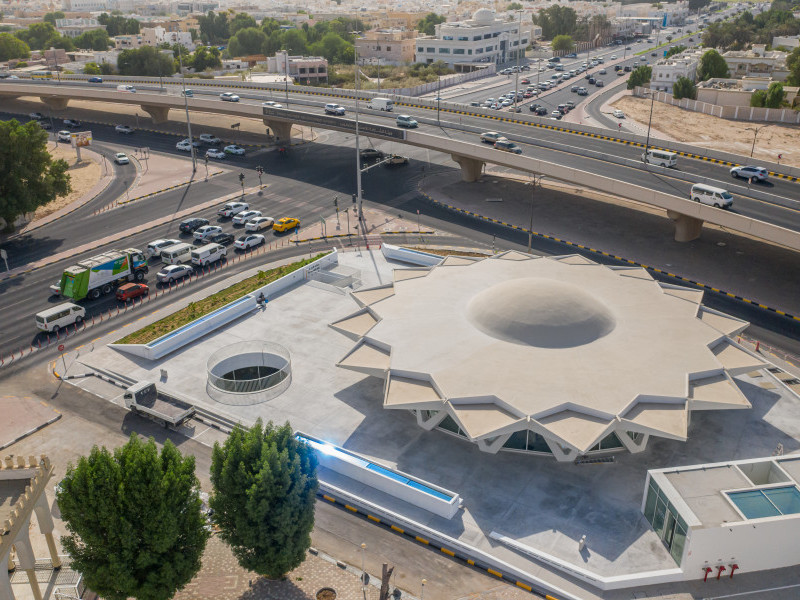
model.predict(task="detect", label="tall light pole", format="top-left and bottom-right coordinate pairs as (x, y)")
top-left (526, 174), bottom-right (544, 253)
top-left (177, 46), bottom-right (196, 173)
top-left (643, 88), bottom-right (657, 164)
top-left (284, 49), bottom-right (290, 105)
top-left (436, 71), bottom-right (441, 124)
top-left (513, 10), bottom-right (523, 112)
top-left (746, 125), bottom-right (768, 158)
top-left (353, 38), bottom-right (364, 221)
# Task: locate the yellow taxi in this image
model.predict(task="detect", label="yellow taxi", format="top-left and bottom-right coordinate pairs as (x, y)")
top-left (273, 217), bottom-right (300, 233)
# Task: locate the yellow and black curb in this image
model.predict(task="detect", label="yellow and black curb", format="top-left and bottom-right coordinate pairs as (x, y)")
top-left (318, 491), bottom-right (559, 599)
top-left (420, 190), bottom-right (800, 324)
top-left (293, 231), bottom-right (435, 244)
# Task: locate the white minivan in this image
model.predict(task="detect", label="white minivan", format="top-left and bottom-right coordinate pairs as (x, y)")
top-left (642, 149), bottom-right (677, 168)
top-left (368, 97), bottom-right (394, 111)
top-left (690, 184), bottom-right (733, 209)
top-left (35, 303), bottom-right (85, 333)
top-left (161, 242), bottom-right (195, 265)
top-left (191, 243), bottom-right (227, 267)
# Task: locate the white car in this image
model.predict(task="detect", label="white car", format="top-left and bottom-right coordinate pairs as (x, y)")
top-left (114, 152), bottom-right (129, 165)
top-left (176, 141), bottom-right (193, 152)
top-left (57, 130), bottom-right (72, 142)
top-left (610, 55), bottom-right (617, 59)
top-left (115, 124), bottom-right (133, 134)
top-left (220, 92), bottom-right (239, 102)
top-left (145, 238), bottom-right (180, 258)
top-left (218, 202), bottom-right (249, 218)
top-left (245, 216), bottom-right (274, 232)
top-left (29, 112), bottom-right (44, 120)
top-left (234, 234), bottom-right (265, 250)
top-left (613, 109), bottom-right (625, 118)
top-left (156, 264), bottom-right (193, 283)
top-left (224, 144), bottom-right (245, 155)
top-left (199, 133), bottom-right (221, 144)
top-left (193, 225), bottom-right (223, 241)
top-left (730, 165), bottom-right (768, 181)
top-left (262, 101), bottom-right (283, 108)
top-left (325, 103), bottom-right (346, 115)
top-left (63, 119), bottom-right (81, 128)
top-left (206, 148), bottom-right (226, 159)
top-left (232, 210), bottom-right (262, 225)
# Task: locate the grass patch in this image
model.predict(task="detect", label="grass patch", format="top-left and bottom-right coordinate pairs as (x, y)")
top-left (116, 253), bottom-right (328, 345)
top-left (406, 247), bottom-right (491, 258)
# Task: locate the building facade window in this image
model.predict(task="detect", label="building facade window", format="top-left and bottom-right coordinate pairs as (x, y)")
top-left (439, 48), bottom-right (450, 53)
top-left (454, 48), bottom-right (465, 54)
top-left (644, 478), bottom-right (689, 565)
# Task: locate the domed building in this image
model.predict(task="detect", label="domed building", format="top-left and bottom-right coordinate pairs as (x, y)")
top-left (331, 251), bottom-right (766, 461)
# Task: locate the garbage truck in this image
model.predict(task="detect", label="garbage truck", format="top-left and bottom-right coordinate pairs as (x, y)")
top-left (52, 248), bottom-right (148, 301)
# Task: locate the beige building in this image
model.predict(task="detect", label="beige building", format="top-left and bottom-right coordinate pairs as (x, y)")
top-left (696, 76), bottom-right (800, 107)
top-left (355, 29), bottom-right (417, 65)
top-left (723, 44), bottom-right (790, 82)
top-left (267, 51), bottom-right (328, 84)
top-left (651, 49), bottom-right (702, 93)
top-left (333, 251), bottom-right (762, 461)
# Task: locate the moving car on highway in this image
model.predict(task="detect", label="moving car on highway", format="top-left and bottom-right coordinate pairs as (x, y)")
top-left (145, 239), bottom-right (180, 258)
top-left (218, 202), bottom-right (249, 218)
top-left (224, 145), bottom-right (245, 155)
top-left (178, 217), bottom-right (209, 234)
top-left (193, 225), bottom-right (223, 241)
top-left (494, 139), bottom-right (522, 154)
top-left (57, 130), bottom-right (72, 142)
top-left (156, 264), bottom-right (193, 283)
top-left (730, 165), bottom-right (768, 181)
top-left (115, 124), bottom-right (134, 134)
top-left (233, 210), bottom-right (262, 225)
top-left (199, 134), bottom-right (222, 144)
top-left (116, 283), bottom-right (149, 301)
top-left (220, 92), bottom-right (239, 102)
top-left (262, 101), bottom-right (283, 108)
top-left (480, 132), bottom-right (503, 144)
top-left (245, 217), bottom-right (275, 232)
top-left (206, 148), bottom-right (226, 160)
top-left (114, 152), bottom-right (129, 165)
top-left (63, 119), bottom-right (81, 128)
top-left (29, 112), bottom-right (43, 120)
top-left (385, 154), bottom-right (409, 166)
top-left (613, 109), bottom-right (625, 118)
top-left (325, 103), bottom-right (346, 115)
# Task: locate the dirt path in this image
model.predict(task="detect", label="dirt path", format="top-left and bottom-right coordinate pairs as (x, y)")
top-left (34, 145), bottom-right (102, 219)
top-left (611, 94), bottom-right (800, 167)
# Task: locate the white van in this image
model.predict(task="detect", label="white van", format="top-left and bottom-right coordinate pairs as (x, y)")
top-left (368, 97), bottom-right (394, 111)
top-left (643, 149), bottom-right (677, 167)
top-left (690, 184), bottom-right (733, 209)
top-left (161, 242), bottom-right (195, 265)
top-left (35, 303), bottom-right (85, 333)
top-left (191, 243), bottom-right (227, 266)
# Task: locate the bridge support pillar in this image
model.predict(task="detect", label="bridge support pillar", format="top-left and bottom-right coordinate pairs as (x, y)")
top-left (667, 210), bottom-right (704, 242)
top-left (140, 105), bottom-right (170, 124)
top-left (451, 154), bottom-right (485, 183)
top-left (263, 119), bottom-right (292, 143)
top-left (40, 96), bottom-right (69, 111)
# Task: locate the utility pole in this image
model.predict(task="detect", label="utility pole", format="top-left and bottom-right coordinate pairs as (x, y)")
top-left (178, 46), bottom-right (196, 172)
top-left (514, 10), bottom-right (523, 112)
top-left (353, 36), bottom-right (364, 222)
top-left (526, 174), bottom-right (545, 253)
top-left (284, 50), bottom-right (290, 105)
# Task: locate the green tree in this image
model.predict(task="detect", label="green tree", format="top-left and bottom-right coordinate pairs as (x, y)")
top-left (507, 2), bottom-right (523, 10)
top-left (97, 13), bottom-right (140, 36)
top-left (417, 12), bottom-right (446, 36)
top-left (666, 34), bottom-right (673, 43)
top-left (697, 49), bottom-right (729, 80)
top-left (627, 65), bottom-right (652, 90)
top-left (764, 81), bottom-right (785, 107)
top-left (198, 11), bottom-right (230, 44)
top-left (74, 28), bottom-right (110, 50)
top-left (688, 0), bottom-right (711, 12)
top-left (190, 45), bottom-right (221, 70)
top-left (750, 89), bottom-right (766, 106)
top-left (665, 44), bottom-right (686, 58)
top-left (0, 120), bottom-right (70, 230)
top-left (0, 32), bottom-right (30, 61)
top-left (210, 420), bottom-right (318, 579)
top-left (787, 46), bottom-right (800, 85)
top-left (117, 46), bottom-right (175, 76)
top-left (99, 61), bottom-right (115, 75)
top-left (532, 5), bottom-right (577, 39)
top-left (15, 22), bottom-right (57, 49)
top-left (672, 76), bottom-right (697, 99)
top-left (229, 12), bottom-right (258, 37)
top-left (83, 62), bottom-right (101, 74)
top-left (552, 34), bottom-right (574, 53)
top-left (57, 435), bottom-right (208, 600)
top-left (228, 26), bottom-right (267, 56)
top-left (43, 11), bottom-right (65, 25)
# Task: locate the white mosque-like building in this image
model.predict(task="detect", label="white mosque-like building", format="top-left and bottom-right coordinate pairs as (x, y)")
top-left (331, 251), bottom-right (768, 461)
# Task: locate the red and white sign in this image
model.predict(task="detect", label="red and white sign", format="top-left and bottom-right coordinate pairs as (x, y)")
top-left (71, 131), bottom-right (92, 148)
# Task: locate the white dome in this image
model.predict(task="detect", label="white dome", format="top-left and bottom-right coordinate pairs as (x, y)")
top-left (472, 8), bottom-right (495, 24)
top-left (466, 278), bottom-right (615, 348)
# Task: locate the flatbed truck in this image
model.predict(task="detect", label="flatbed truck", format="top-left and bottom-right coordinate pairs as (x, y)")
top-left (123, 382), bottom-right (195, 428)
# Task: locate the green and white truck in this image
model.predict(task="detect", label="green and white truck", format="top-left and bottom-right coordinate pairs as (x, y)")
top-left (51, 248), bottom-right (148, 301)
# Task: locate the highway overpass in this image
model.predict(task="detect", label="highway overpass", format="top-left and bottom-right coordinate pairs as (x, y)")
top-left (2, 81), bottom-right (799, 252)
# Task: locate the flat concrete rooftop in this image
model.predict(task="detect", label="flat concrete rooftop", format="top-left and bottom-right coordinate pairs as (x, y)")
top-left (69, 248), bottom-right (800, 598)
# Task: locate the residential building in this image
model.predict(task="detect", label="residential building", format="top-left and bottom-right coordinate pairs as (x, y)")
top-left (651, 49), bottom-right (701, 93)
top-left (114, 34), bottom-right (142, 50)
top-left (723, 44), bottom-right (790, 82)
top-left (54, 18), bottom-right (104, 38)
top-left (43, 48), bottom-right (68, 69)
top-left (414, 9), bottom-right (530, 70)
top-left (696, 77), bottom-right (800, 107)
top-left (141, 26), bottom-right (195, 50)
top-left (355, 29), bottom-right (417, 65)
top-left (61, 0), bottom-right (109, 11)
top-left (267, 51), bottom-right (328, 84)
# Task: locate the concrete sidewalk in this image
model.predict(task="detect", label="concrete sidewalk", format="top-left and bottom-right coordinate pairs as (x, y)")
top-left (420, 170), bottom-right (800, 317)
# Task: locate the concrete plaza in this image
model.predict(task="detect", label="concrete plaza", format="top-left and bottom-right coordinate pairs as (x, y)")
top-left (64, 248), bottom-right (800, 600)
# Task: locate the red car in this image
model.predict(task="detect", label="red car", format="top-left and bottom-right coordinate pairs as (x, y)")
top-left (521, 78), bottom-right (531, 84)
top-left (116, 283), bottom-right (149, 301)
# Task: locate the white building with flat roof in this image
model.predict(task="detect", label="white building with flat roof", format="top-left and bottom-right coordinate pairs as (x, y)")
top-left (414, 9), bottom-right (530, 69)
top-left (651, 49), bottom-right (701, 93)
top-left (644, 455), bottom-right (800, 579)
top-left (55, 18), bottom-right (105, 38)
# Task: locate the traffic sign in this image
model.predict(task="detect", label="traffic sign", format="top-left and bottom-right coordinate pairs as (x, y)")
top-left (58, 344), bottom-right (65, 351)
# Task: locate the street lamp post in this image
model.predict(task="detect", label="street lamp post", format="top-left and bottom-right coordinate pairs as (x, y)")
top-left (514, 10), bottom-right (523, 113)
top-left (353, 39), bottom-right (365, 221)
top-left (284, 50), bottom-right (290, 105)
top-left (643, 88), bottom-right (657, 164)
top-left (360, 543), bottom-right (367, 590)
top-left (526, 174), bottom-right (544, 253)
top-left (436, 72), bottom-right (441, 124)
top-left (177, 47), bottom-right (196, 173)
top-left (746, 125), bottom-right (768, 158)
